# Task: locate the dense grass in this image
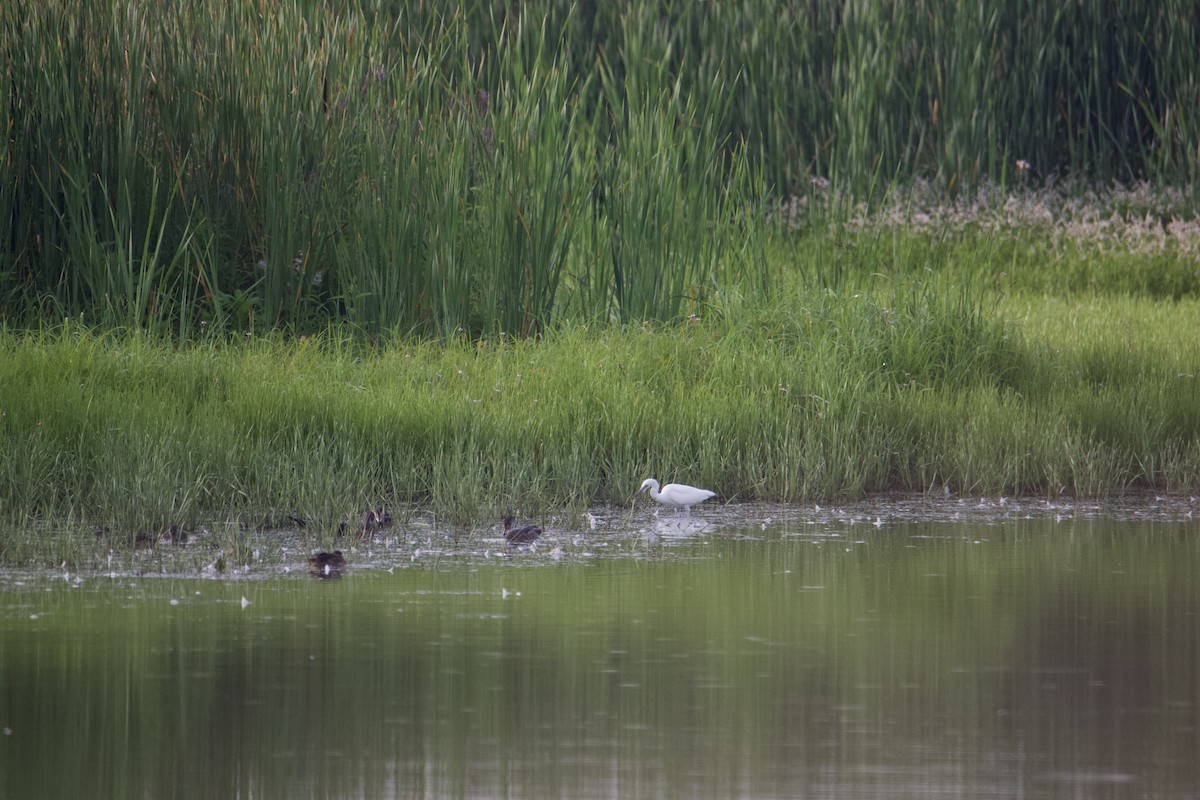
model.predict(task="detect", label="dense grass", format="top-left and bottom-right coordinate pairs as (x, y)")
top-left (5, 0), bottom-right (1199, 335)
top-left (3, 274), bottom-right (1198, 546)
top-left (761, 176), bottom-right (1200, 317)
top-left (1, 0), bottom-right (765, 336)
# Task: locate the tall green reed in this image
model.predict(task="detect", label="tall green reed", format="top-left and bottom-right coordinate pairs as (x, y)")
top-left (471, 19), bottom-right (592, 337)
top-left (5, 0), bottom-right (1198, 337)
top-left (4, 0), bottom-right (195, 327)
top-left (5, 0), bottom-right (768, 335)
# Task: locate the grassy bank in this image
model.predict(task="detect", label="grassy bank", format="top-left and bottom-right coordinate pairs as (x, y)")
top-left (3, 274), bottom-right (1198, 549)
top-left (7, 141), bottom-right (1200, 552)
top-left (5, 1), bottom-right (1200, 565)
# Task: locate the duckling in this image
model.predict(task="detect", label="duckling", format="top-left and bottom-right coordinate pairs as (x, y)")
top-left (308, 550), bottom-right (346, 578)
top-left (339, 507), bottom-right (395, 538)
top-left (502, 514), bottom-right (542, 546)
top-left (359, 509), bottom-right (381, 537)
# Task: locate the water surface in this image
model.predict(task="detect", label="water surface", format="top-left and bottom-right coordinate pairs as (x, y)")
top-left (1, 496), bottom-right (1198, 798)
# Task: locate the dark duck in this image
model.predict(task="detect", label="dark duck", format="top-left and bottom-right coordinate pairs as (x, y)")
top-left (502, 514), bottom-right (542, 546)
top-left (308, 550), bottom-right (346, 578)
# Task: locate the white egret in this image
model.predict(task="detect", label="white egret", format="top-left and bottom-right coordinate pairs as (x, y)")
top-left (637, 478), bottom-right (716, 514)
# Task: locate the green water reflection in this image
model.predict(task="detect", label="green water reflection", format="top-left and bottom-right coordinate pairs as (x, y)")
top-left (2, 506), bottom-right (1198, 798)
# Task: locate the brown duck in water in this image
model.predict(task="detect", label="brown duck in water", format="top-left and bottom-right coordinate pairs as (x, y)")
top-left (308, 550), bottom-right (346, 578)
top-left (128, 524), bottom-right (187, 548)
top-left (332, 508), bottom-right (396, 539)
top-left (502, 514), bottom-right (542, 546)
top-left (360, 507), bottom-right (395, 537)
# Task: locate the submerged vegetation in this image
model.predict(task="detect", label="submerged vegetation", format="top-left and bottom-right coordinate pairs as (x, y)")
top-left (2, 1), bottom-right (1200, 561)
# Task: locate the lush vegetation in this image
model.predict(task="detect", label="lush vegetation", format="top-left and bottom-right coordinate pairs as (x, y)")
top-left (4, 0), bottom-right (1199, 335)
top-left (3, 1), bottom-right (1200, 552)
top-left (3, 263), bottom-right (1198, 542)
top-left (3, 0), bottom-right (769, 336)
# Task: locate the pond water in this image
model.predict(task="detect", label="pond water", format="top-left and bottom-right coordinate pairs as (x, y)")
top-left (1, 496), bottom-right (1198, 799)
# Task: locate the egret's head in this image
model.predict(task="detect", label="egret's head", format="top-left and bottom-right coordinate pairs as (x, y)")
top-left (638, 478), bottom-right (657, 494)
